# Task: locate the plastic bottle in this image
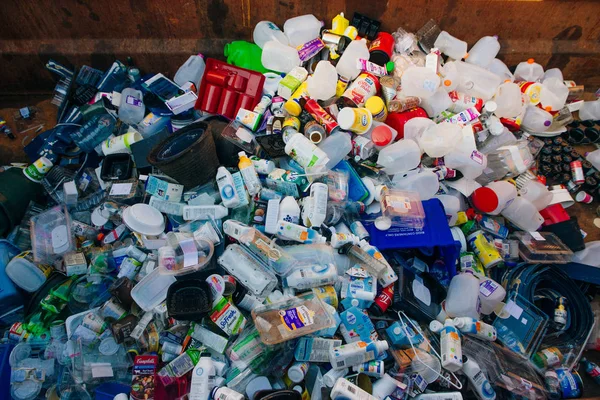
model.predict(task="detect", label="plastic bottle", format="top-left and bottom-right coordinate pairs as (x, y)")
top-left (444, 149), bottom-right (487, 180)
top-left (391, 170), bottom-right (440, 201)
top-left (514, 59), bottom-right (544, 82)
top-left (287, 361), bottom-right (310, 383)
top-left (487, 58), bottom-right (514, 82)
top-left (421, 88), bottom-right (452, 117)
top-left (174, 54), bottom-right (206, 89)
top-left (253, 21), bottom-right (289, 48)
top-left (518, 179), bottom-right (552, 211)
top-left (189, 352), bottom-right (216, 400)
top-left (376, 139), bottom-right (421, 175)
top-left (331, 378), bottom-right (378, 400)
top-left (336, 39), bottom-right (370, 80)
top-left (401, 66), bottom-right (441, 99)
top-left (279, 196), bottom-right (301, 224)
top-left (539, 78), bottom-right (569, 112)
top-left (578, 99), bottom-right (600, 121)
top-left (216, 167), bottom-right (241, 208)
top-left (452, 317), bottom-right (497, 341)
top-left (211, 387), bottom-right (245, 400)
top-left (470, 181), bottom-right (517, 216)
top-left (521, 106), bottom-right (552, 132)
top-left (479, 276), bottom-right (506, 315)
top-left (434, 31), bottom-right (467, 60)
top-left (283, 14), bottom-right (322, 47)
top-left (224, 41), bottom-right (270, 73)
top-left (304, 183), bottom-right (328, 228)
top-left (323, 368), bottom-right (349, 387)
top-left (261, 40), bottom-right (301, 73)
top-left (454, 61), bottom-right (502, 101)
top-left (493, 82), bottom-right (523, 118)
top-left (501, 197), bottom-right (544, 232)
top-left (418, 122), bottom-right (462, 157)
top-left (329, 340), bottom-right (389, 370)
top-left (285, 132), bottom-right (330, 170)
top-left (465, 36), bottom-right (500, 68)
top-left (307, 61), bottom-right (338, 101)
top-left (587, 148), bottom-right (600, 170)
top-left (183, 205), bottom-right (229, 221)
top-left (276, 221), bottom-right (326, 244)
top-left (462, 356), bottom-right (496, 400)
top-left (118, 88), bottom-right (145, 125)
top-left (414, 394), bottom-right (463, 400)
top-left (318, 131), bottom-right (353, 170)
top-left (238, 152), bottom-right (262, 196)
top-left (284, 263), bottom-right (337, 289)
top-left (445, 271), bottom-right (480, 320)
top-left (440, 319), bottom-right (463, 372)
top-left (580, 358), bottom-right (600, 385)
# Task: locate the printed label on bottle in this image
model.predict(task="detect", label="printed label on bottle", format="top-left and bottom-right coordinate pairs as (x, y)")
top-left (279, 305), bottom-right (315, 331)
top-left (126, 95), bottom-right (143, 107)
top-left (479, 280), bottom-right (499, 297)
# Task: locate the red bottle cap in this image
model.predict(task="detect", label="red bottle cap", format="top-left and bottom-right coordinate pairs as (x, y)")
top-left (470, 187), bottom-right (499, 213)
top-left (371, 125), bottom-right (393, 147)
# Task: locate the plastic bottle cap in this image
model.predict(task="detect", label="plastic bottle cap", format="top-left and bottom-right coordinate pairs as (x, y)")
top-left (544, 106), bottom-right (552, 112)
top-left (444, 79), bottom-right (452, 87)
top-left (464, 53), bottom-right (469, 59)
top-left (238, 151), bottom-right (247, 158)
top-left (470, 187), bottom-right (499, 213)
top-left (528, 58), bottom-right (535, 64)
top-left (371, 125), bottom-right (393, 146)
top-left (285, 100), bottom-right (302, 117)
top-left (386, 61), bottom-right (395, 73)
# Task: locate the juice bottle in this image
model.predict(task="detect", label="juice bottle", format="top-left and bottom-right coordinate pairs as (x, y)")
top-left (238, 151), bottom-right (262, 196)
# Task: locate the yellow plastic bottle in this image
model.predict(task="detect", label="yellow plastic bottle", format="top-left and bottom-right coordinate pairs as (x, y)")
top-left (331, 12), bottom-right (349, 35)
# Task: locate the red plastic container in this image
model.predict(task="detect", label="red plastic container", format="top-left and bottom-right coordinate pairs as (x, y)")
top-left (385, 107), bottom-right (428, 140)
top-left (195, 59), bottom-right (265, 119)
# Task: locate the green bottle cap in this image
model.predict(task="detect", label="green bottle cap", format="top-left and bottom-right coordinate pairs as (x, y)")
top-left (386, 61), bottom-right (395, 73)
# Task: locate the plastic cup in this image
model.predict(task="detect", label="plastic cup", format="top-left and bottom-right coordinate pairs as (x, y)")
top-left (575, 191), bottom-right (593, 204)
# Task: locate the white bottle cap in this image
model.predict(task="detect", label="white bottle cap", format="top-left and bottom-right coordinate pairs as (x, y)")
top-left (375, 340), bottom-right (389, 354)
top-left (238, 151), bottom-right (247, 158)
top-left (429, 320), bottom-right (444, 333)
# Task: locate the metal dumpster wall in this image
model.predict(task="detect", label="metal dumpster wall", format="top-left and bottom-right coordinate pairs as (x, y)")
top-left (0, 0), bottom-right (599, 94)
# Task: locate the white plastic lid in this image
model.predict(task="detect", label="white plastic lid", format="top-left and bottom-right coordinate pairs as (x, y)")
top-left (122, 204), bottom-right (166, 235)
top-left (99, 337), bottom-right (119, 355)
top-left (5, 258), bottom-right (47, 292)
top-left (287, 366), bottom-right (306, 383)
top-left (114, 394), bottom-right (129, 400)
top-left (336, 108), bottom-right (356, 130)
top-left (374, 216), bottom-right (392, 231)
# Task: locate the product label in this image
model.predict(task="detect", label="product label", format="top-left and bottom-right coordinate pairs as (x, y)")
top-left (131, 355), bottom-right (158, 400)
top-left (479, 280), bottom-right (499, 297)
top-left (126, 95), bottom-right (143, 107)
top-left (210, 298), bottom-right (246, 336)
top-left (297, 38), bottom-right (325, 62)
top-left (471, 150), bottom-right (484, 165)
top-left (280, 305), bottom-right (315, 331)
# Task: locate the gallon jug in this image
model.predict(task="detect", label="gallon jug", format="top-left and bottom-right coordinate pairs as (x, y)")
top-left (440, 61), bottom-right (459, 92)
top-left (336, 39), bottom-right (370, 80)
top-left (521, 106), bottom-right (552, 132)
top-left (587, 148), bottom-right (600, 170)
top-left (514, 59), bottom-right (544, 82)
top-left (174, 54), bottom-right (206, 89)
top-left (307, 61), bottom-right (338, 101)
top-left (465, 36), bottom-right (500, 69)
top-left (318, 131), bottom-right (353, 170)
top-left (539, 78), bottom-right (568, 112)
top-left (445, 271), bottom-right (480, 319)
top-left (421, 88), bottom-right (452, 117)
top-left (518, 180), bottom-right (552, 211)
top-left (401, 67), bottom-right (440, 99)
top-left (444, 149), bottom-right (487, 180)
top-left (455, 61), bottom-right (502, 101)
top-left (118, 88), bottom-right (145, 125)
top-left (224, 41), bottom-right (270, 73)
top-left (487, 58), bottom-right (514, 82)
top-left (376, 139), bottom-right (421, 175)
top-left (253, 21), bottom-right (289, 48)
top-left (419, 122), bottom-right (462, 157)
top-left (283, 14), bottom-right (322, 47)
top-left (578, 99), bottom-right (600, 121)
top-left (470, 181), bottom-right (517, 216)
top-left (391, 169), bottom-right (440, 200)
top-left (436, 194), bottom-right (461, 225)
top-left (501, 197), bottom-right (544, 232)
top-left (493, 82), bottom-right (523, 118)
top-left (434, 31), bottom-right (467, 60)
top-left (479, 276), bottom-right (506, 315)
top-left (542, 68), bottom-right (564, 83)
top-left (261, 41), bottom-right (301, 73)
top-left (403, 117), bottom-right (435, 143)
top-left (365, 121), bottom-right (398, 149)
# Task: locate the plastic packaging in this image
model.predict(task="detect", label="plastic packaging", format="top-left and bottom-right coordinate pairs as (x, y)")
top-left (336, 39), bottom-right (370, 80)
top-left (501, 197), bottom-right (544, 232)
top-left (283, 14), bottom-right (322, 47)
top-left (253, 21), bottom-right (289, 48)
top-left (445, 271), bottom-right (480, 320)
top-left (118, 88), bottom-right (145, 125)
top-left (434, 31), bottom-right (467, 60)
top-left (307, 61), bottom-right (338, 101)
top-left (376, 139), bottom-right (421, 175)
top-left (466, 36), bottom-right (500, 68)
top-left (261, 41), bottom-right (301, 73)
top-left (401, 67), bottom-right (440, 99)
top-left (514, 59), bottom-right (544, 82)
top-left (174, 54), bottom-right (206, 89)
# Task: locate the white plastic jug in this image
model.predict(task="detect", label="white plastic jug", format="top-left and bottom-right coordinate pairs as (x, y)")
top-left (391, 169), bottom-right (440, 200)
top-left (470, 181), bottom-right (517, 215)
top-left (436, 194), bottom-right (461, 225)
top-left (493, 82), bottom-right (523, 118)
top-left (579, 100), bottom-right (600, 121)
top-left (479, 276), bottom-right (506, 315)
top-left (501, 196), bottom-right (544, 231)
top-left (445, 271), bottom-right (480, 319)
top-left (283, 14), bottom-right (322, 47)
top-left (307, 61), bottom-right (338, 101)
top-left (318, 131), bottom-right (353, 170)
top-left (419, 122), bottom-right (462, 157)
top-left (518, 180), bottom-right (552, 211)
top-left (587, 148), bottom-right (600, 170)
top-left (434, 31), bottom-right (468, 60)
top-left (444, 149), bottom-right (487, 180)
top-left (403, 118), bottom-right (435, 144)
top-left (542, 68), bottom-right (564, 83)
top-left (465, 36), bottom-right (500, 68)
top-left (455, 61), bottom-right (502, 101)
top-left (487, 59), bottom-right (514, 82)
top-left (377, 139), bottom-right (421, 175)
top-left (539, 78), bottom-right (568, 112)
top-left (174, 54), bottom-right (206, 89)
top-left (364, 121), bottom-right (398, 149)
top-left (440, 61), bottom-right (459, 92)
top-left (253, 21), bottom-right (289, 48)
top-left (401, 67), bottom-right (440, 99)
top-left (514, 59), bottom-right (544, 82)
top-left (421, 88), bottom-right (452, 117)
top-left (261, 41), bottom-right (301, 73)
top-left (521, 106), bottom-right (552, 132)
top-left (336, 39), bottom-right (370, 80)
top-left (118, 88), bottom-right (145, 125)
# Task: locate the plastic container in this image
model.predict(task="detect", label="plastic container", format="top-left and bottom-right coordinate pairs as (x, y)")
top-left (0, 241), bottom-right (24, 317)
top-left (174, 54), bottom-right (206, 89)
top-left (514, 59), bottom-right (544, 82)
top-left (521, 106), bottom-right (552, 132)
top-left (131, 267), bottom-right (177, 311)
top-left (454, 61), bottom-right (502, 101)
top-left (445, 271), bottom-right (480, 319)
top-left (512, 231), bottom-right (573, 264)
top-left (493, 82), bottom-right (523, 118)
top-left (261, 40), bottom-right (301, 73)
top-left (367, 122), bottom-right (399, 149)
top-left (539, 78), bottom-right (568, 112)
top-left (579, 100), bottom-right (600, 121)
top-left (376, 139), bottom-right (421, 175)
top-left (253, 21), bottom-right (289, 48)
top-left (479, 276), bottom-right (506, 315)
top-left (400, 67), bottom-right (440, 99)
top-left (434, 31), bottom-right (467, 60)
top-left (283, 14), bottom-right (322, 47)
top-left (518, 180), bottom-right (552, 211)
top-left (421, 88), bottom-right (452, 117)
top-left (418, 122), bottom-right (462, 157)
top-left (444, 148), bottom-right (487, 180)
top-left (336, 39), bottom-right (370, 80)
top-left (465, 36), bottom-right (500, 68)
top-left (470, 181), bottom-right (517, 216)
top-left (251, 291), bottom-right (334, 344)
top-left (158, 238), bottom-right (214, 276)
top-left (436, 194), bottom-right (461, 226)
top-left (307, 61), bottom-right (338, 101)
top-left (318, 131), bottom-right (352, 170)
top-left (223, 41), bottom-right (270, 73)
top-left (391, 169), bottom-right (440, 200)
top-left (501, 197), bottom-right (544, 232)
top-left (122, 204), bottom-right (166, 236)
top-left (402, 117), bottom-right (434, 143)
top-left (118, 88), bottom-right (145, 125)
top-left (586, 148), bottom-right (600, 170)
top-left (487, 58), bottom-right (514, 82)
top-left (217, 244), bottom-right (278, 298)
top-left (166, 279), bottom-right (213, 321)
top-left (377, 189), bottom-right (426, 230)
top-left (5, 253), bottom-right (52, 292)
top-left (30, 205), bottom-right (74, 262)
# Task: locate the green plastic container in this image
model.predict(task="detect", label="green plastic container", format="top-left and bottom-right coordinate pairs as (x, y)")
top-left (224, 41), bottom-right (271, 74)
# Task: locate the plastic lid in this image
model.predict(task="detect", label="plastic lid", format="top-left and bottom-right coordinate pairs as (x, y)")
top-left (99, 337), bottom-right (119, 355)
top-left (285, 100), bottom-right (302, 117)
top-left (386, 61), bottom-right (395, 73)
top-left (470, 187), bottom-right (499, 213)
top-left (371, 125), bottom-right (393, 146)
top-left (337, 108), bottom-right (356, 130)
top-left (238, 151), bottom-right (247, 158)
top-left (5, 258), bottom-right (47, 292)
top-left (527, 58), bottom-right (535, 64)
top-left (122, 204), bottom-right (165, 236)
top-left (443, 79), bottom-right (452, 87)
top-left (114, 395), bottom-right (129, 400)
top-left (287, 366), bottom-right (305, 383)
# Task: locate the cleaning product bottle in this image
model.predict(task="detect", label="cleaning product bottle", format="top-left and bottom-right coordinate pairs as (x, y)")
top-left (216, 167), bottom-right (241, 208)
top-left (440, 319), bottom-right (463, 372)
top-left (238, 151), bottom-right (262, 196)
top-left (329, 340), bottom-right (389, 370)
top-left (224, 41), bottom-right (271, 73)
top-left (279, 196), bottom-right (301, 224)
top-left (462, 356), bottom-right (496, 400)
top-left (189, 352), bottom-right (216, 400)
top-left (452, 317), bottom-right (497, 341)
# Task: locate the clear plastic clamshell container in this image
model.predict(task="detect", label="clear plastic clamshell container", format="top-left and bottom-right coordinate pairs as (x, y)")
top-left (376, 189), bottom-right (426, 230)
top-left (511, 231), bottom-right (573, 264)
top-left (158, 237), bottom-right (214, 276)
top-left (30, 205), bottom-right (75, 262)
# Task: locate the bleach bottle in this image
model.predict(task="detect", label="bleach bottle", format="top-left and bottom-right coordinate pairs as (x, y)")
top-left (189, 352), bottom-right (216, 400)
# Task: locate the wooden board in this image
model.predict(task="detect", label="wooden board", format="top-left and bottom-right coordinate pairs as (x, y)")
top-left (0, 0), bottom-right (599, 93)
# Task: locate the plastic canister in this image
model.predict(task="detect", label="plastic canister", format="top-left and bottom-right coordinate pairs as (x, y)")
top-left (339, 72), bottom-right (380, 107)
top-left (376, 139), bottom-right (421, 175)
top-left (466, 231), bottom-right (503, 269)
top-left (470, 181), bottom-right (517, 216)
top-left (337, 107), bottom-right (373, 134)
top-left (514, 59), bottom-right (544, 82)
top-left (445, 271), bottom-right (481, 319)
top-left (365, 96), bottom-right (388, 122)
top-left (465, 36), bottom-right (500, 69)
top-left (478, 277), bottom-right (506, 315)
top-left (6, 252), bottom-right (53, 292)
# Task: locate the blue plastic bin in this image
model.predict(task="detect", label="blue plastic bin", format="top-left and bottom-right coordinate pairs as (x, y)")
top-left (364, 198), bottom-right (460, 278)
top-left (0, 343), bottom-right (15, 400)
top-left (0, 240), bottom-right (24, 316)
top-left (95, 382), bottom-right (131, 400)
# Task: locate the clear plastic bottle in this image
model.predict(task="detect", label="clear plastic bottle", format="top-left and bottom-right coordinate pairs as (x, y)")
top-left (434, 31), bottom-right (467, 60)
top-left (318, 131), bottom-right (352, 170)
top-left (514, 58), bottom-right (544, 82)
top-left (376, 139), bottom-right (421, 175)
top-left (307, 61), bottom-right (338, 101)
top-left (261, 41), bottom-right (301, 73)
top-left (336, 39), bottom-right (370, 80)
top-left (283, 14), bottom-right (322, 47)
top-left (444, 148), bottom-right (487, 180)
top-left (465, 36), bottom-right (500, 69)
top-left (238, 152), bottom-right (262, 196)
top-left (118, 88), bottom-right (145, 125)
top-left (253, 21), bottom-right (289, 48)
top-left (174, 54), bottom-right (206, 89)
top-left (445, 271), bottom-right (481, 320)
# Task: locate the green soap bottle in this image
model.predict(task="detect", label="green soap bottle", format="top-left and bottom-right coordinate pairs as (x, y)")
top-left (224, 41), bottom-right (271, 73)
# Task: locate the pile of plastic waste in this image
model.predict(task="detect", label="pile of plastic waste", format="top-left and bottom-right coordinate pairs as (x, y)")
top-left (2, 10), bottom-right (600, 400)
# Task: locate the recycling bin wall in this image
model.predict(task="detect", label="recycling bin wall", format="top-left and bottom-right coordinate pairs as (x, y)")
top-left (0, 0), bottom-right (599, 95)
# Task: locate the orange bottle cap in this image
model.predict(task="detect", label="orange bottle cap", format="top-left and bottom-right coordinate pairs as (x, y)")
top-left (527, 58), bottom-right (535, 64)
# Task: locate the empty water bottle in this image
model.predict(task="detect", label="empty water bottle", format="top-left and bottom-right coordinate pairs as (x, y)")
top-left (421, 88), bottom-right (452, 117)
top-left (455, 61), bottom-right (502, 101)
top-left (419, 122), bottom-right (462, 157)
top-left (391, 169), bottom-right (440, 200)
